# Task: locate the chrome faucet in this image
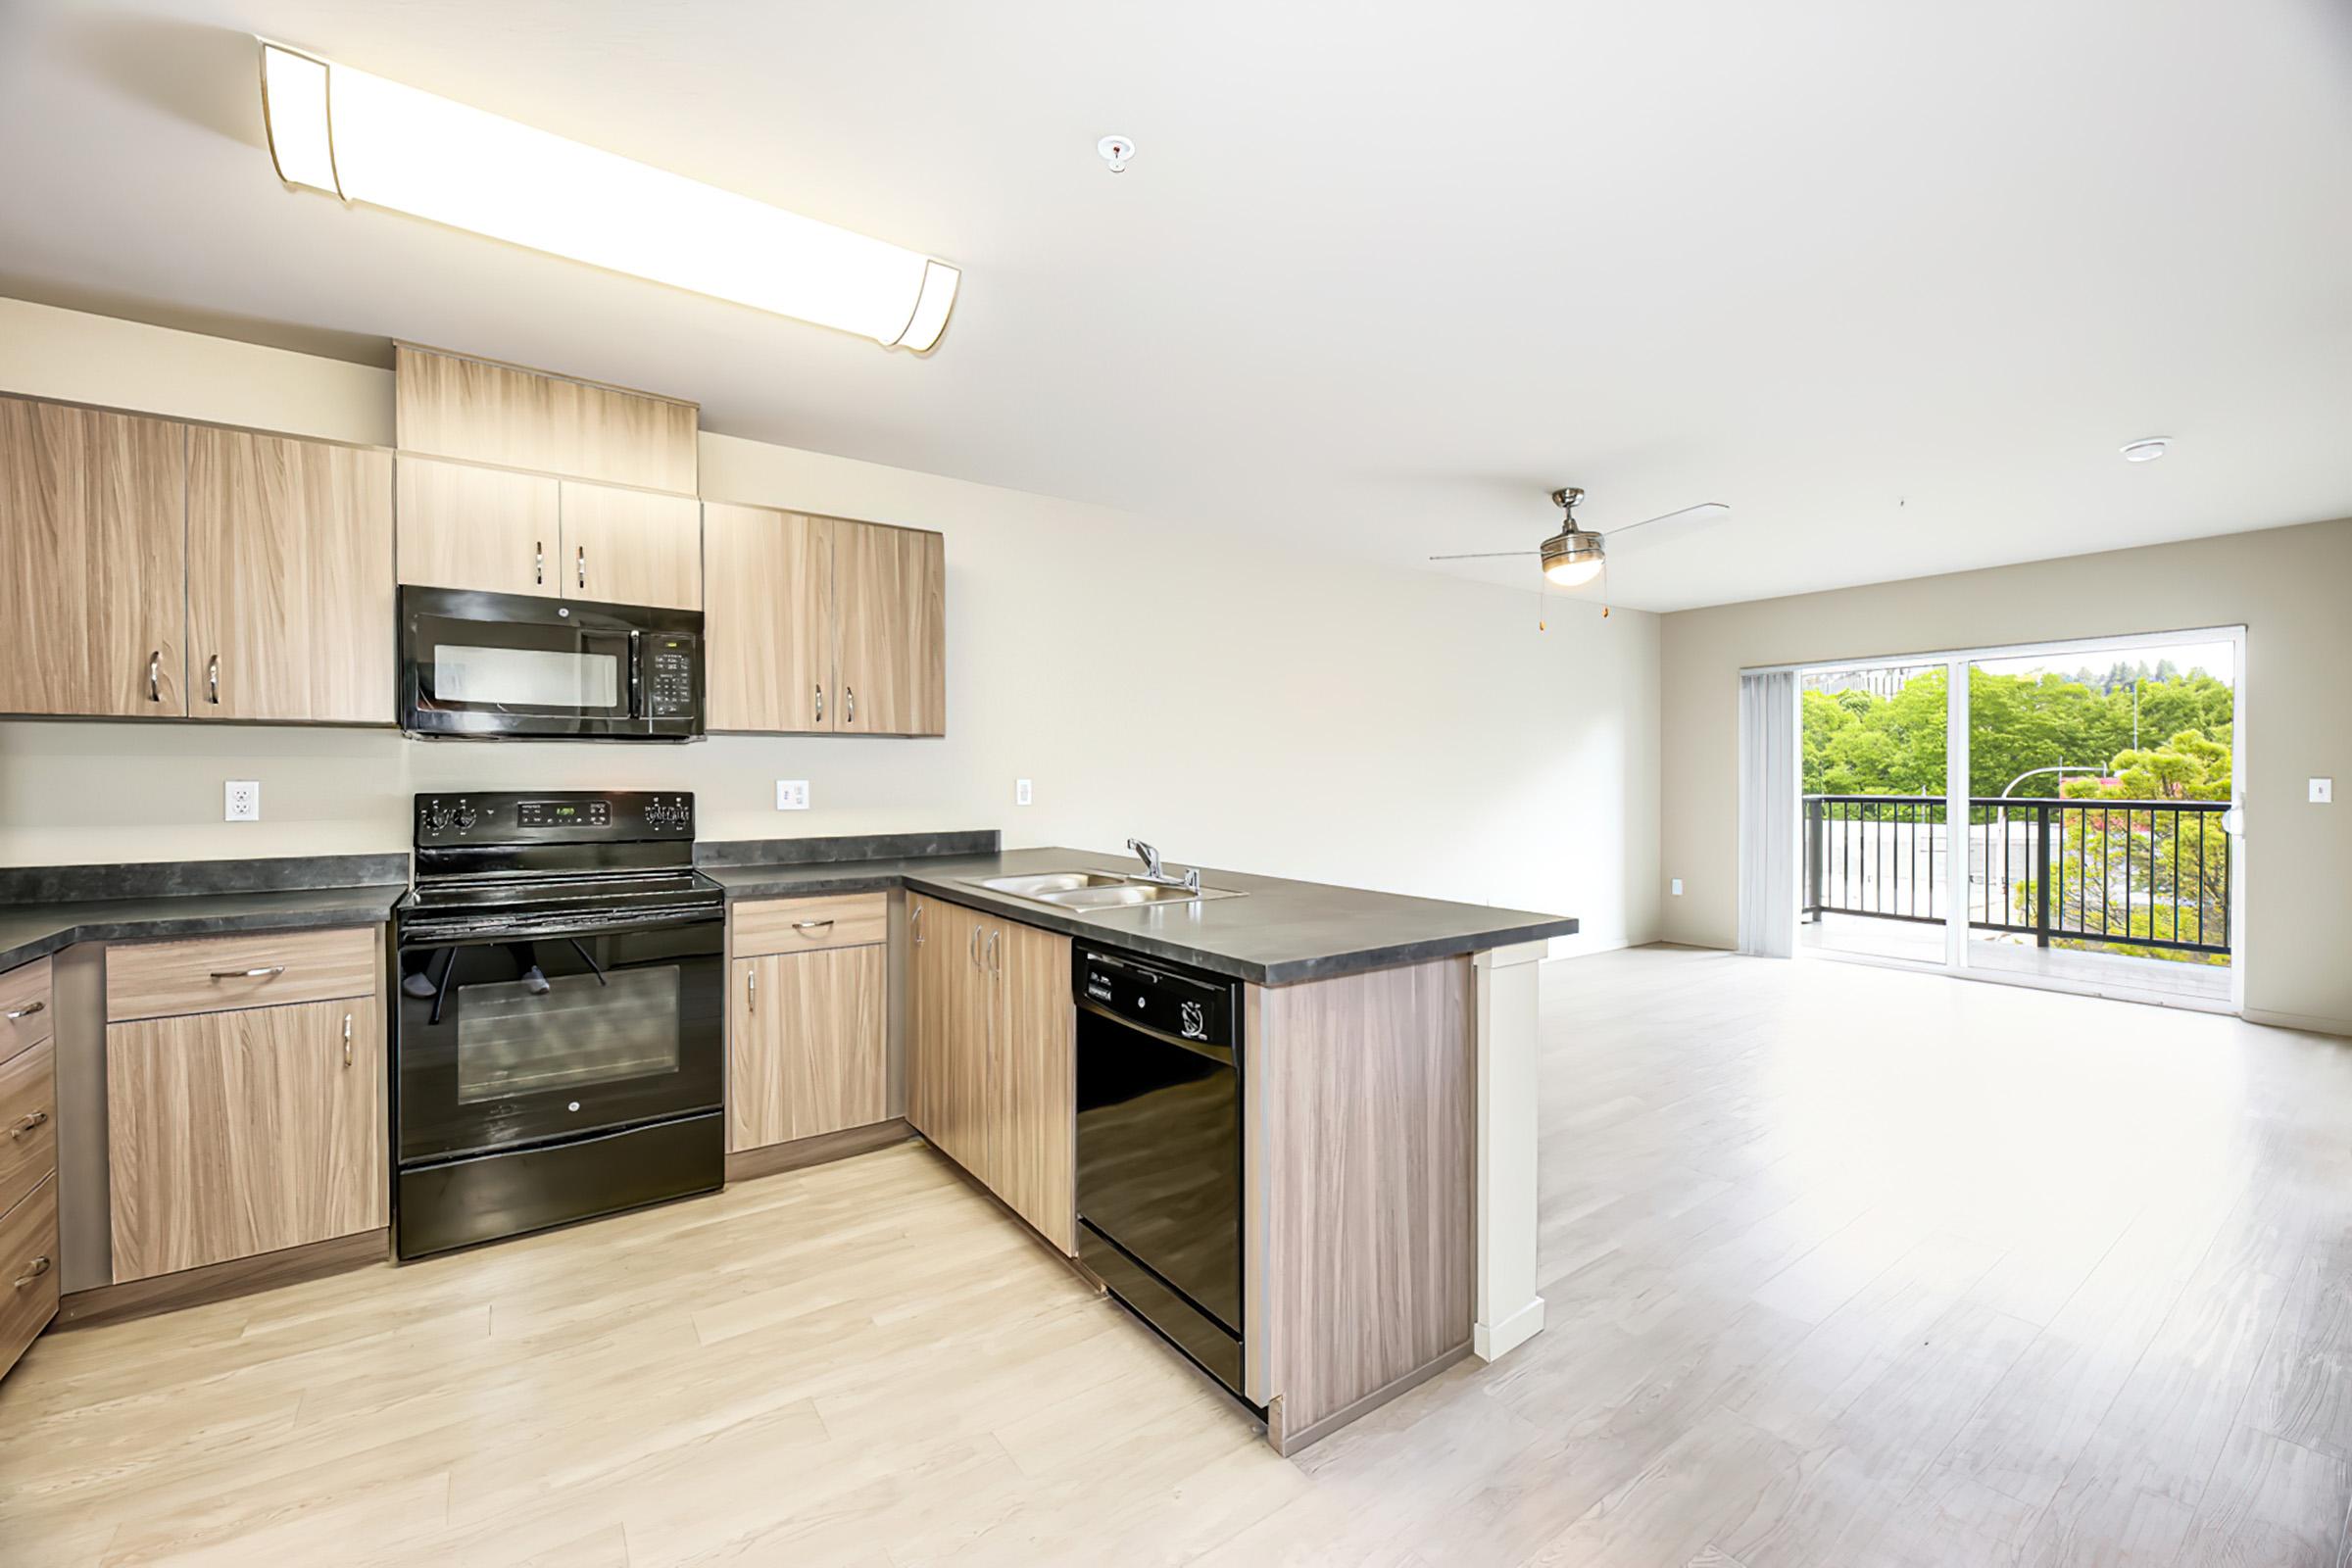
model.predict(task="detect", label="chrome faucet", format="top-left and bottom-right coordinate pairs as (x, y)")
top-left (1127, 838), bottom-right (1201, 893)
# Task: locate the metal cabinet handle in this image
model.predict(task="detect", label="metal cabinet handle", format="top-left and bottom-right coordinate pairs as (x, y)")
top-left (747, 967), bottom-right (757, 1013)
top-left (535, 540), bottom-right (545, 586)
top-left (9, 1110), bottom-right (47, 1141)
top-left (791, 919), bottom-right (835, 933)
top-left (342, 1011), bottom-right (354, 1068)
top-left (12, 1256), bottom-right (50, 1291)
top-left (209, 965), bottom-right (284, 980)
top-left (968, 925), bottom-right (980, 969)
top-left (577, 545), bottom-right (587, 589)
top-left (3, 1000), bottom-right (44, 1022)
top-left (207, 653), bottom-right (220, 705)
top-left (985, 929), bottom-right (1000, 977)
top-left (148, 650), bottom-right (162, 703)
top-left (845, 685), bottom-right (856, 724)
top-left (911, 902), bottom-right (923, 947)
top-left (814, 684), bottom-right (824, 723)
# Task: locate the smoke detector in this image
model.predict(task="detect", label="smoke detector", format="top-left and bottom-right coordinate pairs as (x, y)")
top-left (1098, 135), bottom-right (1134, 173)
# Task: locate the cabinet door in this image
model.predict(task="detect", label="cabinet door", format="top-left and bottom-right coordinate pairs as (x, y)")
top-left (727, 947), bottom-right (886, 1152)
top-left (0, 397), bottom-right (186, 716)
top-left (396, 456), bottom-right (559, 598)
top-left (992, 920), bottom-right (1076, 1253)
top-left (833, 519), bottom-right (945, 736)
top-left (906, 897), bottom-right (939, 1139)
top-left (920, 908), bottom-right (995, 1180)
top-left (107, 998), bottom-right (387, 1283)
top-left (704, 503), bottom-right (833, 731)
top-left (561, 481), bottom-right (702, 610)
top-left (188, 429), bottom-right (394, 723)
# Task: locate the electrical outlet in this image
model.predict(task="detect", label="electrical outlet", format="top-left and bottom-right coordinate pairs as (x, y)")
top-left (1671, 878), bottom-right (1684, 896)
top-left (1016, 778), bottom-right (1033, 807)
top-left (224, 780), bottom-right (261, 822)
top-left (2313, 777), bottom-right (2333, 804)
top-left (775, 780), bottom-right (809, 810)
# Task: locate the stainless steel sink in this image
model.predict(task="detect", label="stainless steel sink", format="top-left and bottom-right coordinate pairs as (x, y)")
top-left (964, 868), bottom-right (1244, 911)
top-left (971, 871), bottom-right (1133, 898)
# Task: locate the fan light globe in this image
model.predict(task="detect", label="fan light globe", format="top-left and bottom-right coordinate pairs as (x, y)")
top-left (1541, 530), bottom-right (1604, 587)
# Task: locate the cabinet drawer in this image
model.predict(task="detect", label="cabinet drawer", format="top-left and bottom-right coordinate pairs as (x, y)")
top-left (0, 1040), bottom-right (55, 1222)
top-left (108, 927), bottom-right (378, 1022)
top-left (732, 894), bottom-right (888, 956)
top-left (0, 958), bottom-right (52, 1064)
top-left (0, 1175), bottom-right (58, 1378)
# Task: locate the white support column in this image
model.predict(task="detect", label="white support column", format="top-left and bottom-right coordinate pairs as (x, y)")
top-left (1473, 939), bottom-right (1546, 1361)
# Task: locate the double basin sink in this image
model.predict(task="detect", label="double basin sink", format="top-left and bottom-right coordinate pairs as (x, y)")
top-left (965, 868), bottom-right (1244, 912)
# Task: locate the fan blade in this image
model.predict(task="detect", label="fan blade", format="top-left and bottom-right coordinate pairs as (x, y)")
top-left (1608, 502), bottom-right (1729, 537)
top-left (1427, 551), bottom-right (1539, 561)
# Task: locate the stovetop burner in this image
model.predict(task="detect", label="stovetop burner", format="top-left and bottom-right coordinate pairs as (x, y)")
top-left (397, 790), bottom-right (722, 941)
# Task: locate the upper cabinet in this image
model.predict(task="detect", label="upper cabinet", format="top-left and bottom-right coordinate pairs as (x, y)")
top-left (394, 345), bottom-right (698, 494)
top-left (559, 481), bottom-right (702, 611)
top-left (705, 504), bottom-right (833, 731)
top-left (0, 397), bottom-right (186, 717)
top-left (188, 429), bottom-right (395, 723)
top-left (394, 456), bottom-right (560, 599)
top-left (704, 504), bottom-right (944, 736)
top-left (835, 519), bottom-right (947, 737)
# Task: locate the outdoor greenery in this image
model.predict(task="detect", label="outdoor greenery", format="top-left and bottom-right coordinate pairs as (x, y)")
top-left (1802, 662), bottom-right (2234, 965)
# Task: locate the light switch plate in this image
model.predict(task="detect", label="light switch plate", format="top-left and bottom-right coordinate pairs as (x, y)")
top-left (2313, 777), bottom-right (2333, 804)
top-left (775, 780), bottom-right (809, 810)
top-left (225, 780), bottom-right (261, 821)
top-left (1671, 877), bottom-right (1684, 896)
top-left (1016, 778), bottom-right (1033, 807)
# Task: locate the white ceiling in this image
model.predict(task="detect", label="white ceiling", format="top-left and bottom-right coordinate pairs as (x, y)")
top-left (3, 1), bottom-right (2349, 612)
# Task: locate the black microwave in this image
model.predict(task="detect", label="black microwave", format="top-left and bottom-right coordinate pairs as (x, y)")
top-left (400, 587), bottom-right (705, 741)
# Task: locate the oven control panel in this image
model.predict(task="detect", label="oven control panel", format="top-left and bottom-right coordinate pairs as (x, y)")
top-left (414, 791), bottom-right (695, 845)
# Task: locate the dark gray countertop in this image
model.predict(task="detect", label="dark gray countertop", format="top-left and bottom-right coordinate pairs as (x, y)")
top-left (706, 847), bottom-right (1576, 986)
top-left (0, 881), bottom-right (406, 972)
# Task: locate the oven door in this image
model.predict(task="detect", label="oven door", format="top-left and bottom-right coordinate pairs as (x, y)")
top-left (394, 911), bottom-right (723, 1166)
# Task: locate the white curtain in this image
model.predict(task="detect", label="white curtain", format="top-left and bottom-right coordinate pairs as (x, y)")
top-left (1737, 668), bottom-right (1799, 957)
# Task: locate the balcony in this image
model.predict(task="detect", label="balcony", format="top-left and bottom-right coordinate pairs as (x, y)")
top-left (1800, 794), bottom-right (2232, 1004)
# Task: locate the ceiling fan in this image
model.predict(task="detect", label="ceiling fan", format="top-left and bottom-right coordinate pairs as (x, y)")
top-left (1429, 487), bottom-right (1731, 591)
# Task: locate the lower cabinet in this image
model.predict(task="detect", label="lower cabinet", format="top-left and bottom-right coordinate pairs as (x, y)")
top-left (727, 945), bottom-right (886, 1152)
top-left (105, 933), bottom-right (385, 1286)
top-left (1, 956), bottom-right (57, 1381)
top-left (907, 897), bottom-right (1075, 1254)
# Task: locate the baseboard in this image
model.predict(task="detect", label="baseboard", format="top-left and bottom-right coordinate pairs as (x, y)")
top-left (1265, 1340), bottom-right (1472, 1457)
top-left (1474, 1295), bottom-right (1546, 1361)
top-left (2242, 1006), bottom-right (2352, 1039)
top-left (724, 1118), bottom-right (914, 1184)
top-left (1542, 935), bottom-right (1633, 962)
top-left (56, 1227), bottom-right (391, 1331)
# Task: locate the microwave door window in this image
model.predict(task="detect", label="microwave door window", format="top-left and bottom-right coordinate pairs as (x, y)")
top-left (434, 643), bottom-right (620, 713)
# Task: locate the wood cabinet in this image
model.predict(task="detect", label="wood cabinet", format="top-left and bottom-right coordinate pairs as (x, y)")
top-left (0, 956), bottom-right (56, 1383)
top-left (702, 504), bottom-right (945, 736)
top-left (396, 344), bottom-right (699, 495)
top-left (0, 1176), bottom-right (56, 1382)
top-left (395, 456), bottom-right (560, 598)
top-left (107, 995), bottom-right (386, 1284)
top-left (704, 503), bottom-right (833, 731)
top-left (727, 946), bottom-right (886, 1152)
top-left (0, 396), bottom-right (186, 717)
top-left (559, 481), bottom-right (702, 610)
top-left (906, 900), bottom-right (1074, 1252)
top-left (188, 428), bottom-right (394, 723)
top-left (834, 519), bottom-right (947, 737)
top-left (104, 928), bottom-right (383, 1286)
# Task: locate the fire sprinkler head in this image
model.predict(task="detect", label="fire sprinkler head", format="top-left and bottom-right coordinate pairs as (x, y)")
top-left (1098, 135), bottom-right (1134, 173)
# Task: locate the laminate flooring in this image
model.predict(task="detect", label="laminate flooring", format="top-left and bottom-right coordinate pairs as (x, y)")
top-left (4, 946), bottom-right (2347, 1565)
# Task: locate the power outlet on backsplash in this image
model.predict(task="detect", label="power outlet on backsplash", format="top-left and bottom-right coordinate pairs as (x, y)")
top-left (224, 780), bottom-right (261, 822)
top-left (775, 780), bottom-right (810, 810)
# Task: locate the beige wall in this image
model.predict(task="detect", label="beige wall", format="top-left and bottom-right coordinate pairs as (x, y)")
top-left (1658, 516), bottom-right (2352, 1030)
top-left (0, 299), bottom-right (1661, 953)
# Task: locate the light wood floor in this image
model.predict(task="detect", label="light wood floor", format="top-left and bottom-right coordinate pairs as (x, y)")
top-left (4, 946), bottom-right (2349, 1566)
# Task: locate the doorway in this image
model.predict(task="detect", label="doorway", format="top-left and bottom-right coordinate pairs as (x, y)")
top-left (1787, 627), bottom-right (2243, 1011)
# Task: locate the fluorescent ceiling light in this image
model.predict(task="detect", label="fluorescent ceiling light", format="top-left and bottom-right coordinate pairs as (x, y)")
top-left (257, 40), bottom-right (958, 351)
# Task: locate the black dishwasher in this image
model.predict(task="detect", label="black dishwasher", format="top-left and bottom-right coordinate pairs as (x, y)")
top-left (1073, 944), bottom-right (1251, 1404)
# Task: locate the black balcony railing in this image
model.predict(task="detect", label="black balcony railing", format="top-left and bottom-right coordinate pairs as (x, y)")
top-left (1803, 794), bottom-right (2231, 957)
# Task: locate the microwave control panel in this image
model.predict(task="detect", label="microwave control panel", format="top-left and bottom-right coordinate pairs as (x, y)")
top-left (646, 635), bottom-right (700, 719)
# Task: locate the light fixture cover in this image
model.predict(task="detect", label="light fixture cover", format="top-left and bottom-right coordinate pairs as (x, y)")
top-left (1541, 530), bottom-right (1605, 587)
top-left (2120, 437), bottom-right (2170, 463)
top-left (258, 41), bottom-right (958, 351)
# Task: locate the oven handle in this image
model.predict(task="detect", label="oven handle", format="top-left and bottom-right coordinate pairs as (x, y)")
top-left (400, 907), bottom-right (725, 946)
top-left (1074, 993), bottom-right (1236, 1067)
